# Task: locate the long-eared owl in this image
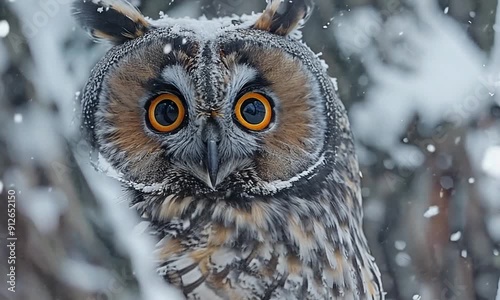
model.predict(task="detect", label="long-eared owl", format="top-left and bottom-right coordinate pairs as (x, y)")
top-left (73, 0), bottom-right (384, 299)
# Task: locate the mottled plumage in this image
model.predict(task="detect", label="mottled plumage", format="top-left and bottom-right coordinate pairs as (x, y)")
top-left (74, 0), bottom-right (384, 299)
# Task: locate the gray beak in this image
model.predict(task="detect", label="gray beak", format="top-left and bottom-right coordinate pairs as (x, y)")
top-left (206, 139), bottom-right (219, 187)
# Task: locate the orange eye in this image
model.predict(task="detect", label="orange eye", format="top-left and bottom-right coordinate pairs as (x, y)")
top-left (234, 92), bottom-right (272, 131)
top-left (147, 93), bottom-right (185, 132)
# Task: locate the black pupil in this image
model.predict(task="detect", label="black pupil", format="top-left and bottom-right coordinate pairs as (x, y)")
top-left (241, 99), bottom-right (266, 124)
top-left (154, 100), bottom-right (179, 126)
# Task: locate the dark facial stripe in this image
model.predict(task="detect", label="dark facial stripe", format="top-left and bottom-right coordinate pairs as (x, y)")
top-left (237, 76), bottom-right (272, 96)
top-left (201, 43), bottom-right (216, 104)
top-left (143, 38), bottom-right (199, 96)
top-left (220, 41), bottom-right (275, 91)
top-left (221, 40), bottom-right (259, 68)
top-left (193, 42), bottom-right (226, 111)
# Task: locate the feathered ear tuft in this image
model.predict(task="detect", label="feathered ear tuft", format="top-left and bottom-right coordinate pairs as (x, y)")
top-left (253, 0), bottom-right (314, 36)
top-left (73, 0), bottom-right (150, 44)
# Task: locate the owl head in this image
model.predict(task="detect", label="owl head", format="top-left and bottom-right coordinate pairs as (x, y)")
top-left (75, 0), bottom-right (354, 199)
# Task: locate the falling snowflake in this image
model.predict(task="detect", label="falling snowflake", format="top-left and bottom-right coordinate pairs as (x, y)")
top-left (14, 113), bottom-right (23, 123)
top-left (394, 240), bottom-right (406, 251)
top-left (423, 206), bottom-right (439, 218)
top-left (163, 43), bottom-right (173, 54)
top-left (0, 20), bottom-right (9, 37)
top-left (450, 231), bottom-right (462, 242)
top-left (482, 146), bottom-right (500, 179)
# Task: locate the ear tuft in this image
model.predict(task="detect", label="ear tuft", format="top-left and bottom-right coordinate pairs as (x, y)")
top-left (253, 0), bottom-right (314, 36)
top-left (73, 0), bottom-right (150, 44)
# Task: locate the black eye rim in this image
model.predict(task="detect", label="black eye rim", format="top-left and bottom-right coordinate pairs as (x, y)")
top-left (234, 91), bottom-right (274, 131)
top-left (146, 92), bottom-right (187, 133)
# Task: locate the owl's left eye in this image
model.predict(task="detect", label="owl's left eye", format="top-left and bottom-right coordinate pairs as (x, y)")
top-left (234, 92), bottom-right (273, 131)
top-left (147, 93), bottom-right (185, 133)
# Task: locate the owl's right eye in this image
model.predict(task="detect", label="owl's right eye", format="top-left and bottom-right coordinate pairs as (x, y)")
top-left (147, 93), bottom-right (185, 133)
top-left (234, 92), bottom-right (273, 131)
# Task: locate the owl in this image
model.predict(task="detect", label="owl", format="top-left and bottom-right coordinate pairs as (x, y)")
top-left (74, 0), bottom-right (383, 299)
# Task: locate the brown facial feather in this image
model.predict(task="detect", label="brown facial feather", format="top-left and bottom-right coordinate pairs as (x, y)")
top-left (103, 43), bottom-right (195, 163)
top-left (228, 48), bottom-right (316, 181)
top-left (104, 45), bottom-right (164, 160)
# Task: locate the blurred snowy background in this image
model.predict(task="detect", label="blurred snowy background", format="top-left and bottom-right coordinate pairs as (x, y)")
top-left (0, 0), bottom-right (500, 299)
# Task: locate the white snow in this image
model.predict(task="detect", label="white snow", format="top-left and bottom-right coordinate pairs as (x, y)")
top-left (395, 252), bottom-right (411, 267)
top-left (333, 8), bottom-right (382, 56)
top-left (461, 250), bottom-right (468, 258)
top-left (151, 14), bottom-right (257, 42)
top-left (331, 77), bottom-right (339, 91)
top-left (482, 146), bottom-right (500, 179)
top-left (0, 20), bottom-right (9, 37)
top-left (394, 240), bottom-right (407, 251)
top-left (132, 221), bottom-right (152, 235)
top-left (10, 0), bottom-right (95, 137)
top-left (496, 278), bottom-right (500, 300)
top-left (10, 109), bottom-right (64, 163)
top-left (331, 1), bottom-right (500, 272)
top-left (487, 216), bottom-right (500, 241)
top-left (163, 43), bottom-right (173, 54)
top-left (13, 113), bottom-right (23, 123)
top-left (423, 206), bottom-right (440, 218)
top-left (335, 0), bottom-right (488, 159)
top-left (450, 231), bottom-right (462, 242)
top-left (78, 158), bottom-right (183, 300)
top-left (18, 188), bottom-right (67, 234)
top-left (61, 259), bottom-right (111, 292)
top-left (258, 154), bottom-right (326, 194)
top-left (466, 128), bottom-right (500, 226)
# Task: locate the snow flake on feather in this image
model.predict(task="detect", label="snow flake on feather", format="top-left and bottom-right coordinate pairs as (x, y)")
top-left (150, 13), bottom-right (306, 43)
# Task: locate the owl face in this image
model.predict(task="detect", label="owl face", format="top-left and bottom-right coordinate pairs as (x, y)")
top-left (75, 0), bottom-right (342, 198)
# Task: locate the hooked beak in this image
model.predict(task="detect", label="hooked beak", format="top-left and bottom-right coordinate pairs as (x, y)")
top-left (206, 139), bottom-right (219, 188)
